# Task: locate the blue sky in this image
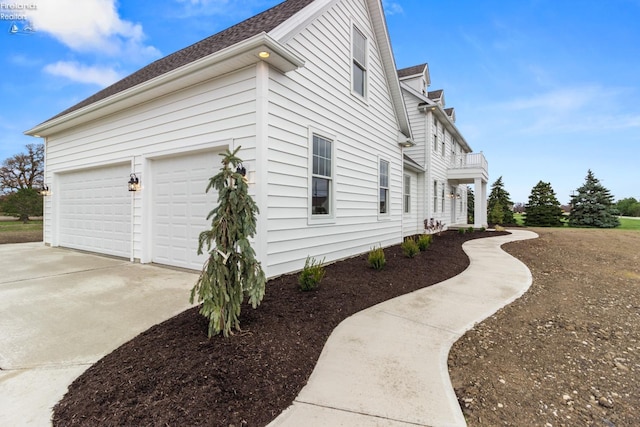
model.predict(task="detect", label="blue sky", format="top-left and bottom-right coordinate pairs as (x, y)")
top-left (1, 0), bottom-right (639, 203)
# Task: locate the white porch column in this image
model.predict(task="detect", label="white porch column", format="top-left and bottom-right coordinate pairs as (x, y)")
top-left (474, 177), bottom-right (488, 228)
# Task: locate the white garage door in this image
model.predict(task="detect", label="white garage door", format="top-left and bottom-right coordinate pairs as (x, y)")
top-left (58, 163), bottom-right (132, 258)
top-left (152, 150), bottom-right (222, 270)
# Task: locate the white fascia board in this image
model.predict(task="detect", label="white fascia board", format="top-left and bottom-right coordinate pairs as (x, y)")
top-left (25, 33), bottom-right (304, 137)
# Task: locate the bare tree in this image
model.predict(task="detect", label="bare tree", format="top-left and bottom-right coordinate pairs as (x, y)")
top-left (0, 143), bottom-right (44, 194)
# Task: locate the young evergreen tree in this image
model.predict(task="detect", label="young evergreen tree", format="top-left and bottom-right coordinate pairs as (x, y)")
top-left (569, 169), bottom-right (620, 228)
top-left (487, 176), bottom-right (515, 225)
top-left (524, 181), bottom-right (564, 227)
top-left (190, 147), bottom-right (266, 337)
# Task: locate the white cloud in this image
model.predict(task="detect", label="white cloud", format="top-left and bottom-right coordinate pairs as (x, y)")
top-left (26, 0), bottom-right (160, 60)
top-left (44, 61), bottom-right (122, 87)
top-left (382, 0), bottom-right (403, 15)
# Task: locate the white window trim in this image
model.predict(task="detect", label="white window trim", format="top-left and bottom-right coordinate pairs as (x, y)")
top-left (308, 127), bottom-right (337, 225)
top-left (350, 21), bottom-right (368, 101)
top-left (378, 156), bottom-right (391, 219)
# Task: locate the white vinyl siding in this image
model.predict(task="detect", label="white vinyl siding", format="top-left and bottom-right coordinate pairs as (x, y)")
top-left (264, 0), bottom-right (403, 277)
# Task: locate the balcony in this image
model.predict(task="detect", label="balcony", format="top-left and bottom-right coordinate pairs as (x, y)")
top-left (447, 152), bottom-right (489, 184)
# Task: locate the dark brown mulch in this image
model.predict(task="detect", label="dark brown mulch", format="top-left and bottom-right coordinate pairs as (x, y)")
top-left (53, 230), bottom-right (508, 427)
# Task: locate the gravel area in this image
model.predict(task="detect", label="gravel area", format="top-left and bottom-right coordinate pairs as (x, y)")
top-left (449, 228), bottom-right (640, 426)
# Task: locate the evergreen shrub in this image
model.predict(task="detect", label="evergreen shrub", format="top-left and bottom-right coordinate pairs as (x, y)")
top-left (368, 246), bottom-right (386, 270)
top-left (401, 239), bottom-right (419, 258)
top-left (417, 234), bottom-right (432, 251)
top-left (299, 256), bottom-right (325, 291)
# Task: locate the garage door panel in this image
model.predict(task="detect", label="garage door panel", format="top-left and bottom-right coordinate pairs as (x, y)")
top-left (58, 164), bottom-right (131, 258)
top-left (151, 150), bottom-right (221, 270)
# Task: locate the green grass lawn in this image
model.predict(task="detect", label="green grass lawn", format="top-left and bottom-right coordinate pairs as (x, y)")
top-left (619, 217), bottom-right (640, 231)
top-left (513, 213), bottom-right (639, 230)
top-left (0, 219), bottom-right (44, 232)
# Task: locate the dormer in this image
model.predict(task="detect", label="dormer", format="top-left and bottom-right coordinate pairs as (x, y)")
top-left (397, 63), bottom-right (430, 95)
top-left (444, 107), bottom-right (456, 123)
top-left (428, 89), bottom-right (445, 107)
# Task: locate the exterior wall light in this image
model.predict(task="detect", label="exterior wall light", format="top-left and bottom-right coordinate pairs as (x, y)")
top-left (128, 173), bottom-right (141, 192)
top-left (40, 185), bottom-right (51, 196)
top-left (258, 51), bottom-right (270, 58)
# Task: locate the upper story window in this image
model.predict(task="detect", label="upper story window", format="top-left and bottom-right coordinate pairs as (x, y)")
top-left (311, 134), bottom-right (333, 216)
top-left (433, 119), bottom-right (438, 152)
top-left (441, 130), bottom-right (446, 157)
top-left (352, 26), bottom-right (367, 98)
top-left (379, 159), bottom-right (389, 214)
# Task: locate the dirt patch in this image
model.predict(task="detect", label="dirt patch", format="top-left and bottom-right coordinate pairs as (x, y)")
top-left (0, 230), bottom-right (42, 244)
top-left (449, 228), bottom-right (640, 426)
top-left (51, 230), bottom-right (506, 426)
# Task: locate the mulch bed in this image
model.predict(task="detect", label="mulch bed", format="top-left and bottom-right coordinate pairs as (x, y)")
top-left (53, 230), bottom-right (507, 427)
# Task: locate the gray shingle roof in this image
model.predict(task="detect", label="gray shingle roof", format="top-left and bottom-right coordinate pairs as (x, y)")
top-left (397, 63), bottom-right (427, 78)
top-left (44, 0), bottom-right (314, 123)
top-left (427, 89), bottom-right (443, 100)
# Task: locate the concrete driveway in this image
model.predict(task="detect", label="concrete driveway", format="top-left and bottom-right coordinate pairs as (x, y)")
top-left (0, 243), bottom-right (198, 426)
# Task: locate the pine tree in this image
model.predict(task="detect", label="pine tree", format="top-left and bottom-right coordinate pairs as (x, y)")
top-left (524, 181), bottom-right (564, 227)
top-left (487, 176), bottom-right (515, 225)
top-left (569, 170), bottom-right (620, 228)
top-left (190, 147), bottom-right (266, 337)
top-left (467, 186), bottom-right (475, 224)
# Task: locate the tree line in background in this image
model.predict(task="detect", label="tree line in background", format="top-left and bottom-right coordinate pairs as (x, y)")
top-left (485, 169), bottom-right (631, 228)
top-left (0, 143), bottom-right (44, 222)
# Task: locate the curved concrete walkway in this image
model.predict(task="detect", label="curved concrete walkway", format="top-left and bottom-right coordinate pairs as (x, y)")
top-left (269, 229), bottom-right (538, 427)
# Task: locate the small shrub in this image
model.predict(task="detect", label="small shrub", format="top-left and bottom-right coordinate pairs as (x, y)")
top-left (480, 227), bottom-right (486, 232)
top-left (458, 228), bottom-right (466, 235)
top-left (417, 234), bottom-right (432, 251)
top-left (368, 246), bottom-right (386, 270)
top-left (401, 239), bottom-right (419, 258)
top-left (467, 226), bottom-right (474, 233)
top-left (298, 256), bottom-right (325, 291)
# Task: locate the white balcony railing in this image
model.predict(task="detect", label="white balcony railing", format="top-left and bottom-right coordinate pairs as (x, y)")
top-left (450, 152), bottom-right (488, 172)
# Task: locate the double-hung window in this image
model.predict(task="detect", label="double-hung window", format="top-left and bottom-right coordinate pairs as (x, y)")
top-left (379, 159), bottom-right (389, 214)
top-left (352, 26), bottom-right (367, 97)
top-left (433, 180), bottom-right (438, 213)
top-left (433, 119), bottom-right (438, 152)
top-left (312, 134), bottom-right (333, 215)
top-left (403, 174), bottom-right (411, 213)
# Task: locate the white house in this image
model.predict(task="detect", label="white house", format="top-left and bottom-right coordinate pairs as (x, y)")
top-left (26, 0), bottom-right (419, 278)
top-left (398, 63), bottom-right (488, 235)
